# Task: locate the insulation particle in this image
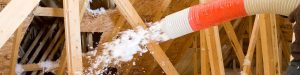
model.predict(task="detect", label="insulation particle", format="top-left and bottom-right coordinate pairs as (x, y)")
top-left (15, 64), bottom-right (24, 75)
top-left (38, 60), bottom-right (59, 73)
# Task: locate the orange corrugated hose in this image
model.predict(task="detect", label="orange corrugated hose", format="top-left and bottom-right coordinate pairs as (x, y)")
top-left (189, 0), bottom-right (246, 31)
top-left (160, 0), bottom-right (300, 39)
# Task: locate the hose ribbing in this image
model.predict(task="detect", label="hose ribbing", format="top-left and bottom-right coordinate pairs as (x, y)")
top-left (160, 8), bottom-right (193, 39)
top-left (160, 0), bottom-right (300, 39)
top-left (244, 0), bottom-right (300, 16)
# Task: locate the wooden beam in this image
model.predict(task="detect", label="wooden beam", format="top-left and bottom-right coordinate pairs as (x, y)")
top-left (31, 0), bottom-right (86, 18)
top-left (146, 43), bottom-right (179, 75)
top-left (113, 0), bottom-right (142, 27)
top-left (79, 0), bottom-right (87, 20)
top-left (259, 14), bottom-right (275, 75)
top-left (204, 1), bottom-right (225, 73)
top-left (205, 26), bottom-right (225, 75)
top-left (223, 45), bottom-right (234, 66)
top-left (113, 0), bottom-right (179, 75)
top-left (20, 28), bottom-right (46, 63)
top-left (146, 35), bottom-right (193, 75)
top-left (63, 0), bottom-right (83, 74)
top-left (31, 24), bottom-right (63, 75)
top-left (233, 19), bottom-right (242, 29)
top-left (269, 15), bottom-right (281, 75)
top-left (22, 64), bottom-right (42, 71)
top-left (242, 15), bottom-right (261, 74)
top-left (87, 33), bottom-right (93, 51)
top-left (33, 7), bottom-right (64, 17)
top-left (198, 0), bottom-right (210, 74)
top-left (56, 47), bottom-right (67, 75)
top-left (278, 24), bottom-right (290, 70)
top-left (142, 41), bottom-right (173, 74)
top-left (22, 64), bottom-right (59, 71)
top-left (9, 15), bottom-right (34, 75)
top-left (259, 14), bottom-right (277, 75)
top-left (200, 31), bottom-right (211, 75)
top-left (221, 20), bottom-right (245, 67)
top-left (99, 1), bottom-right (144, 75)
top-left (135, 0), bottom-right (172, 74)
top-left (0, 0), bottom-right (40, 48)
top-left (28, 21), bottom-right (59, 63)
top-left (22, 63), bottom-right (62, 72)
top-left (9, 28), bottom-right (24, 75)
top-left (247, 16), bottom-right (254, 36)
top-left (38, 26), bottom-right (63, 62)
top-left (193, 52), bottom-right (198, 75)
top-left (47, 35), bottom-right (65, 60)
top-left (81, 33), bottom-right (88, 52)
top-left (192, 36), bottom-right (198, 75)
top-left (97, 0), bottom-right (136, 44)
top-left (256, 33), bottom-right (263, 75)
top-left (223, 22), bottom-right (245, 64)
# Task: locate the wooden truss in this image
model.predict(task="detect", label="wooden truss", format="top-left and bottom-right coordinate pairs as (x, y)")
top-left (0, 0), bottom-right (293, 75)
top-left (0, 0), bottom-right (179, 74)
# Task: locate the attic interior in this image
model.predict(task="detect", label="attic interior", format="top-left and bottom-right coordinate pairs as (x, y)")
top-left (0, 0), bottom-right (296, 75)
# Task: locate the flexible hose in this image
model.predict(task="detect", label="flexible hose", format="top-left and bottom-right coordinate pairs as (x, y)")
top-left (161, 0), bottom-right (300, 39)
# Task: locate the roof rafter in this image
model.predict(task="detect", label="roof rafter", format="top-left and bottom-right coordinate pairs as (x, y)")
top-left (63, 0), bottom-right (83, 74)
top-left (112, 0), bottom-right (179, 74)
top-left (0, 0), bottom-right (40, 48)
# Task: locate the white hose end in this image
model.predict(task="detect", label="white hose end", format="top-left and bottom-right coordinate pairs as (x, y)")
top-left (160, 8), bottom-right (193, 39)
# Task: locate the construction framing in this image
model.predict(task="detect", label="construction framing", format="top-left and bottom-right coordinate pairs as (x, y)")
top-left (0, 0), bottom-right (294, 75)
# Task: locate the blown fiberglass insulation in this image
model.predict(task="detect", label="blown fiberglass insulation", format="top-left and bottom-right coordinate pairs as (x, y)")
top-left (85, 22), bottom-right (170, 74)
top-left (15, 64), bottom-right (24, 75)
top-left (86, 0), bottom-right (107, 16)
top-left (38, 60), bottom-right (59, 73)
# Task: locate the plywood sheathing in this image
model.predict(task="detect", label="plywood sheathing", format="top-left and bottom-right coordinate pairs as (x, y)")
top-left (80, 10), bottom-right (120, 32)
top-left (0, 33), bottom-right (14, 75)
